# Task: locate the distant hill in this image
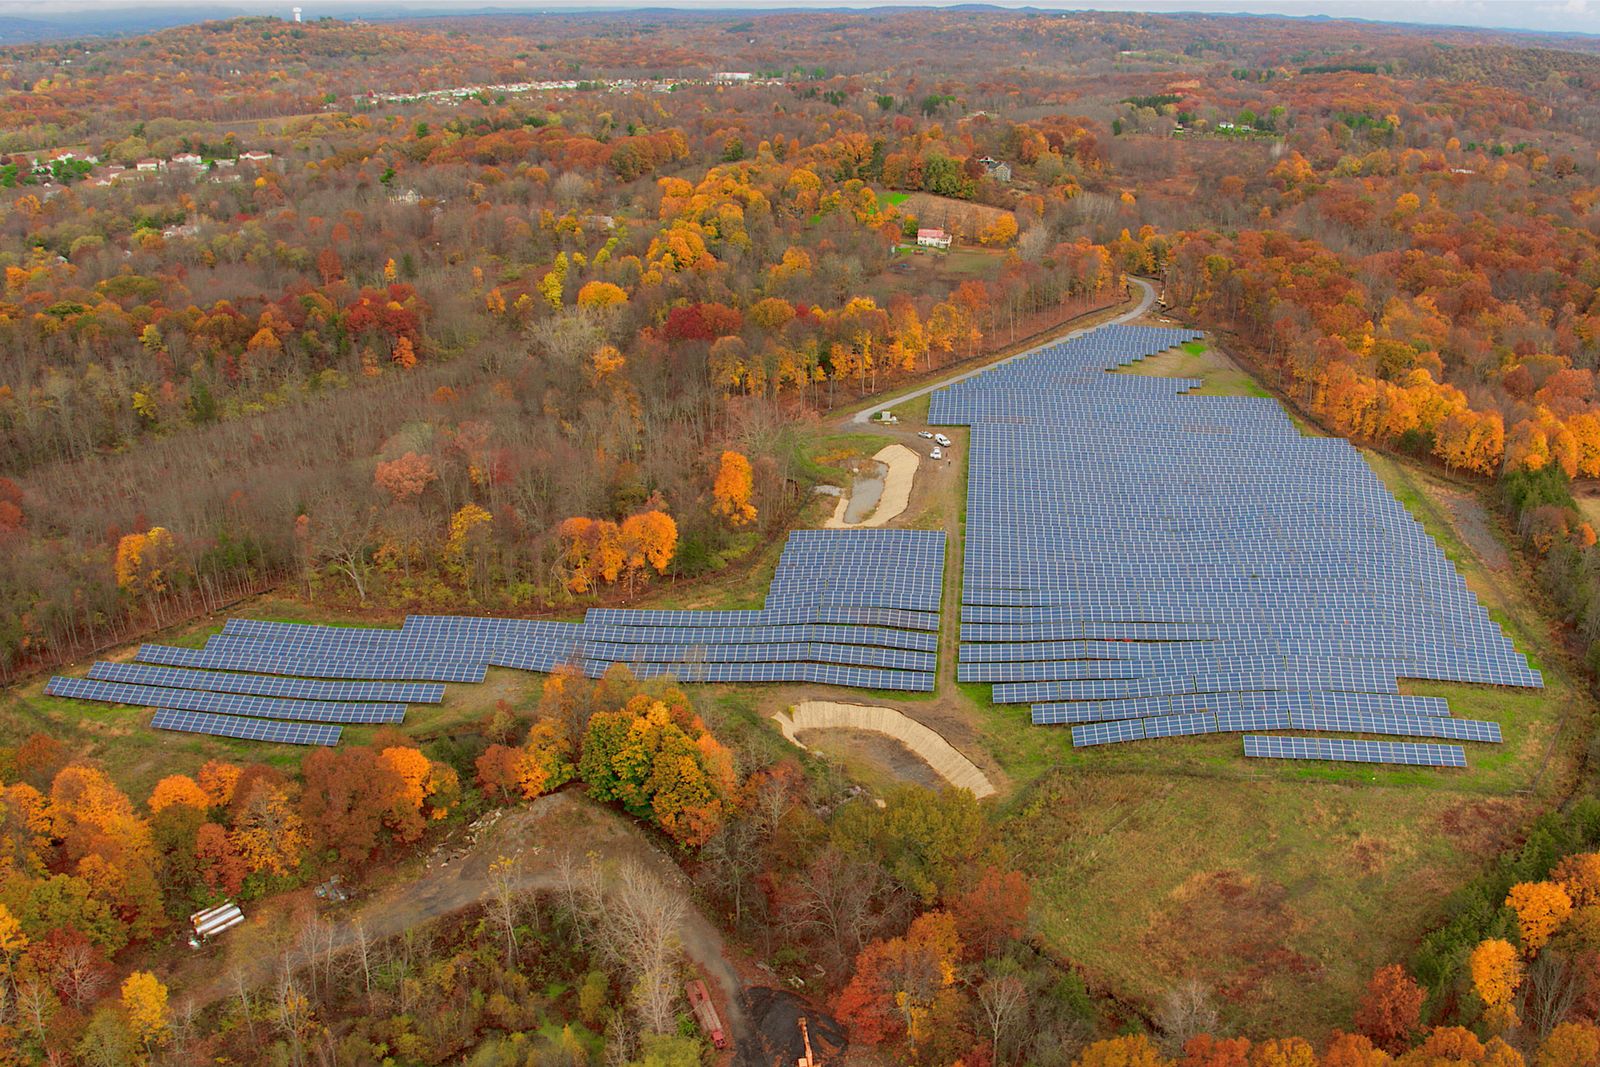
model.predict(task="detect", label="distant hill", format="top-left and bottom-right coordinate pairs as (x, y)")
top-left (0, 6), bottom-right (247, 42)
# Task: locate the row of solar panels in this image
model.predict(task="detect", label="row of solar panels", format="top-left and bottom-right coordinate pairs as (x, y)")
top-left (1067, 707), bottom-right (1499, 747)
top-left (52, 529), bottom-right (953, 746)
top-left (1030, 689), bottom-right (1450, 724)
top-left (931, 322), bottom-right (1540, 765)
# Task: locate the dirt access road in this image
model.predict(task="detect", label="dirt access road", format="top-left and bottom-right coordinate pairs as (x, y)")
top-left (189, 792), bottom-right (753, 1050)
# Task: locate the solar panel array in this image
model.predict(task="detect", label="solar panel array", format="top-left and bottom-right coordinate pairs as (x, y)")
top-left (930, 322), bottom-right (1539, 768)
top-left (53, 529), bottom-right (946, 745)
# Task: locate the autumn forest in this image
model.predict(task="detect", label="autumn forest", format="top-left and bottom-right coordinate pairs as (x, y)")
top-left (8, 6), bottom-right (1600, 1067)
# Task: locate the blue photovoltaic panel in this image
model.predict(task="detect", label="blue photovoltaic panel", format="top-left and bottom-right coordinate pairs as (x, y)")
top-left (1141, 711), bottom-right (1220, 740)
top-left (1243, 735), bottom-right (1467, 768)
top-left (210, 530), bottom-right (947, 697)
top-left (88, 661), bottom-right (444, 704)
top-left (135, 643), bottom-right (488, 683)
top-left (125, 528), bottom-right (949, 745)
top-left (1069, 719), bottom-right (1147, 747)
top-left (150, 708), bottom-right (341, 746)
top-left (1288, 709), bottom-right (1501, 743)
top-left (47, 676), bottom-right (405, 724)
top-left (931, 320), bottom-right (1537, 756)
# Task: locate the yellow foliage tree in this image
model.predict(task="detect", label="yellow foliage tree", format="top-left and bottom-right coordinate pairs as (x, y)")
top-left (540, 252), bottom-right (569, 309)
top-left (1469, 939), bottom-right (1523, 1007)
top-left (980, 212), bottom-right (1019, 247)
top-left (711, 450), bottom-right (756, 527)
top-left (231, 783), bottom-right (305, 878)
top-left (576, 280), bottom-right (628, 308)
top-left (1507, 881), bottom-right (1573, 953)
top-left (121, 970), bottom-right (169, 1049)
top-left (446, 503), bottom-right (493, 560)
top-left (0, 902), bottom-right (27, 967)
top-left (517, 719), bottom-right (577, 798)
top-left (114, 527), bottom-right (173, 597)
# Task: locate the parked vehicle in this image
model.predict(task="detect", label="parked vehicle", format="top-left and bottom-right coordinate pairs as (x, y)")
top-left (918, 431), bottom-right (934, 439)
top-left (931, 448), bottom-right (943, 460)
top-left (934, 433), bottom-right (952, 447)
top-left (188, 902), bottom-right (244, 948)
top-left (686, 979), bottom-right (727, 1049)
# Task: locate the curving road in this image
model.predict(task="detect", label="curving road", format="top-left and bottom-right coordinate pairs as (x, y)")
top-left (850, 276), bottom-right (1157, 426)
top-left (184, 792), bottom-right (753, 1048)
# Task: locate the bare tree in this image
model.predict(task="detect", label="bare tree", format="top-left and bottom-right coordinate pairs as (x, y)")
top-left (486, 854), bottom-right (526, 964)
top-left (1156, 979), bottom-right (1219, 1055)
top-left (230, 965), bottom-right (257, 1045)
top-left (50, 940), bottom-right (108, 1010)
top-left (582, 857), bottom-right (687, 1036)
top-left (556, 848), bottom-right (594, 947)
top-left (15, 980), bottom-right (54, 1047)
top-left (307, 496), bottom-right (379, 603)
top-left (1524, 949), bottom-right (1581, 1042)
top-left (274, 967), bottom-right (311, 1067)
top-left (977, 972), bottom-right (1028, 1066)
top-left (781, 846), bottom-right (903, 980)
top-left (351, 918), bottom-right (374, 1002)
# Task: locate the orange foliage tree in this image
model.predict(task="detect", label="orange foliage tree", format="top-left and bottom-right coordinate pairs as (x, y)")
top-left (834, 910), bottom-right (964, 1050)
top-left (1072, 1035), bottom-right (1173, 1067)
top-left (147, 775), bottom-right (210, 814)
top-left (1535, 1022), bottom-right (1600, 1067)
top-left (711, 450), bottom-right (757, 527)
top-left (1468, 939), bottom-right (1522, 1009)
top-left (1355, 964), bottom-right (1425, 1053)
top-left (576, 674), bottom-right (736, 846)
top-left (1506, 881), bottom-right (1573, 953)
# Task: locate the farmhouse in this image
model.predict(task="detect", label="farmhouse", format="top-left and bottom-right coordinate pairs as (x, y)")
top-left (916, 227), bottom-right (952, 250)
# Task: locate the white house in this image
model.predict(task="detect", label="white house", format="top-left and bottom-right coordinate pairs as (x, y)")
top-left (916, 227), bottom-right (952, 250)
top-left (172, 152), bottom-right (203, 166)
top-left (135, 158), bottom-right (162, 172)
top-left (713, 71), bottom-right (753, 84)
top-left (240, 150), bottom-right (273, 163)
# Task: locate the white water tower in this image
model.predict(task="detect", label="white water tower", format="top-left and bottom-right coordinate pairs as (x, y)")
top-left (292, 6), bottom-right (302, 21)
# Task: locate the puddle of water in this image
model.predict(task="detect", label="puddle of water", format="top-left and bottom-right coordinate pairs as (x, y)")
top-left (843, 462), bottom-right (887, 523)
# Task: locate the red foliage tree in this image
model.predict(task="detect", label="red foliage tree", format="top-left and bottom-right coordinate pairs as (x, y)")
top-left (1355, 964), bottom-right (1425, 1053)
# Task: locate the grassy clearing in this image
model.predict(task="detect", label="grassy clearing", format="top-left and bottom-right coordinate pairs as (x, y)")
top-left (1112, 340), bottom-right (1272, 398)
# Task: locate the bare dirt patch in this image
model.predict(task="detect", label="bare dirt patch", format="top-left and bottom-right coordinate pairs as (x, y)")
top-left (825, 443), bottom-right (919, 528)
top-left (1437, 488), bottom-right (1510, 571)
top-left (794, 727), bottom-right (944, 791)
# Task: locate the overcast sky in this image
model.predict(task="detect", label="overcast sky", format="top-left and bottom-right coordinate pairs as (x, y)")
top-left (1, 0), bottom-right (1597, 39)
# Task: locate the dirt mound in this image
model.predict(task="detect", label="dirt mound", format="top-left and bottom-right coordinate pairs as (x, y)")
top-left (739, 988), bottom-right (847, 1067)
